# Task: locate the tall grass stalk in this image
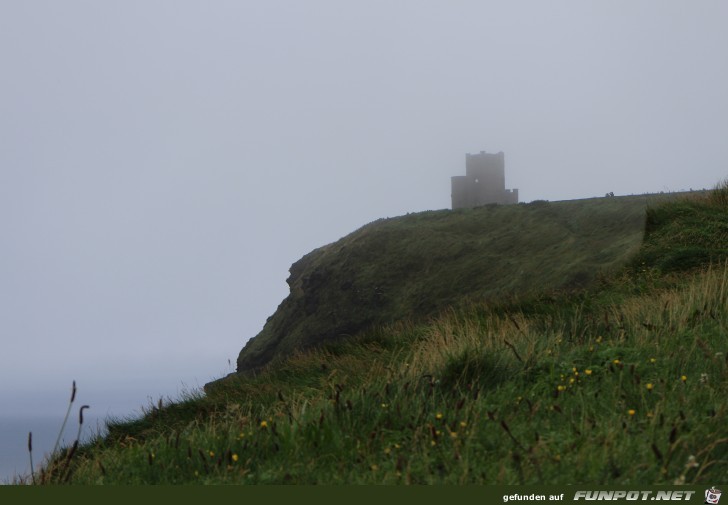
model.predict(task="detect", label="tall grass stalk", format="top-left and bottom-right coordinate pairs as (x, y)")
top-left (51, 380), bottom-right (76, 457)
top-left (27, 432), bottom-right (35, 485)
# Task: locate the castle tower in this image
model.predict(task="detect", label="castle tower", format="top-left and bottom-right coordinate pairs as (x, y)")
top-left (451, 151), bottom-right (518, 209)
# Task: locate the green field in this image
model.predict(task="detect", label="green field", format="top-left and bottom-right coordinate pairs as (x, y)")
top-left (25, 184), bottom-right (728, 484)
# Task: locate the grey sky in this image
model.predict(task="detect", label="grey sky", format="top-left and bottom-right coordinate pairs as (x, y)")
top-left (1, 1), bottom-right (726, 418)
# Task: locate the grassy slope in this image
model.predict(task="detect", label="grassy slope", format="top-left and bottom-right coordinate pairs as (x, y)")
top-left (29, 187), bottom-right (728, 485)
top-left (234, 195), bottom-right (652, 374)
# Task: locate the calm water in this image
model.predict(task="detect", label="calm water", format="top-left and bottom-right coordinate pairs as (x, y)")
top-left (0, 380), bottom-right (211, 484)
top-left (0, 415), bottom-right (109, 484)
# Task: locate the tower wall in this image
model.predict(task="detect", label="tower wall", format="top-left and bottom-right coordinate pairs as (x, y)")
top-left (466, 151), bottom-right (505, 190)
top-left (451, 176), bottom-right (472, 209)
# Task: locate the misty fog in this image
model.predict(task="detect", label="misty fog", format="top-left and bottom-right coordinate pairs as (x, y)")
top-left (1, 0), bottom-right (726, 433)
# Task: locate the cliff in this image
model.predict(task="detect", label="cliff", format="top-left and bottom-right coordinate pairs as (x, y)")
top-left (233, 195), bottom-right (654, 374)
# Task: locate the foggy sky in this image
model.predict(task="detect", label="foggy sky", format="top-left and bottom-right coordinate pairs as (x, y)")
top-left (1, 1), bottom-right (726, 418)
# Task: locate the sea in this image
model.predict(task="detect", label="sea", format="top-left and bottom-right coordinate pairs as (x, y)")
top-left (0, 414), bottom-right (109, 484)
top-left (0, 372), bottom-right (217, 484)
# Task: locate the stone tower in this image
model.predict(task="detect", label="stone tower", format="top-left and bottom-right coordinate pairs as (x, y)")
top-left (451, 151), bottom-right (518, 209)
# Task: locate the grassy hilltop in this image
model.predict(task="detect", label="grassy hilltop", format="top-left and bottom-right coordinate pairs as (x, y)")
top-left (30, 184), bottom-right (728, 485)
top-left (233, 195), bottom-right (651, 374)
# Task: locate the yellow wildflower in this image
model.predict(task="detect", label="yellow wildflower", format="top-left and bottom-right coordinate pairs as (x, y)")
top-left (646, 383), bottom-right (654, 391)
top-left (232, 453), bottom-right (239, 462)
top-left (585, 369), bottom-right (593, 376)
top-left (628, 409), bottom-right (636, 416)
top-left (260, 420), bottom-right (268, 428)
top-left (681, 375), bottom-right (687, 382)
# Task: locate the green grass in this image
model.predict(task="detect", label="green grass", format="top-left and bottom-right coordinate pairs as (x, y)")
top-left (235, 194), bottom-right (659, 373)
top-left (631, 186), bottom-right (728, 273)
top-left (25, 184), bottom-right (728, 484)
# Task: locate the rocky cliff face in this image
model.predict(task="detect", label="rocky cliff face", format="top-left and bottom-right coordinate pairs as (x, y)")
top-left (235, 223), bottom-right (414, 373)
top-left (227, 196), bottom-right (651, 376)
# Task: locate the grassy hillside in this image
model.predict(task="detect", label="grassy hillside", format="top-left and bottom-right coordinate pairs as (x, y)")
top-left (26, 185), bottom-right (728, 485)
top-left (234, 195), bottom-right (654, 374)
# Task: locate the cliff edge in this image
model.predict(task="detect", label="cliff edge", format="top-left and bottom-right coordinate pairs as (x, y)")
top-left (232, 196), bottom-right (653, 375)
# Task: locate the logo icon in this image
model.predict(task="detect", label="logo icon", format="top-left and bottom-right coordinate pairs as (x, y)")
top-left (706, 487), bottom-right (722, 505)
